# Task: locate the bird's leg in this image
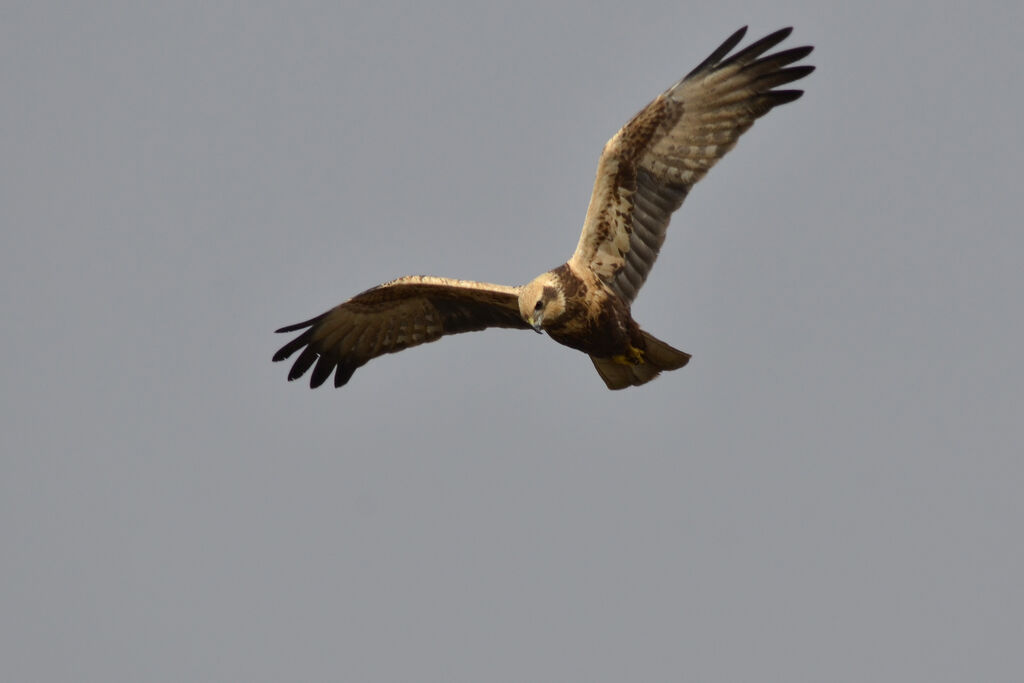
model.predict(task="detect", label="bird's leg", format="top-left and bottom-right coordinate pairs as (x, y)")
top-left (610, 345), bottom-right (645, 366)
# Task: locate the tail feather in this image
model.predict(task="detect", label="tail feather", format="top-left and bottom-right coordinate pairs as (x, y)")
top-left (590, 331), bottom-right (690, 390)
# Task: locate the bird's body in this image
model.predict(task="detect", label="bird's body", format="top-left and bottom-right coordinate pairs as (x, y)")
top-left (515, 263), bottom-right (691, 388)
top-left (274, 26), bottom-right (814, 390)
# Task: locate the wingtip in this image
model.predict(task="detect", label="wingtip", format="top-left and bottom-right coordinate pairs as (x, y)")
top-left (765, 89), bottom-right (805, 107)
top-left (683, 25), bottom-right (810, 82)
top-left (683, 26), bottom-right (750, 80)
top-left (275, 319), bottom-right (316, 334)
top-left (309, 355), bottom-right (335, 388)
top-left (793, 44), bottom-right (814, 59)
top-left (333, 362), bottom-right (357, 388)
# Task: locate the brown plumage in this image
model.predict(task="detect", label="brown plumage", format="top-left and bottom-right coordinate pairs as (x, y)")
top-left (274, 26), bottom-right (814, 390)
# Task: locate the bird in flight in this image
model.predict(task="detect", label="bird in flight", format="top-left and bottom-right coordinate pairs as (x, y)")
top-left (274, 26), bottom-right (814, 390)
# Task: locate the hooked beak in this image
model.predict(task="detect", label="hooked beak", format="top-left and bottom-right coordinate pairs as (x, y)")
top-left (528, 315), bottom-right (544, 334)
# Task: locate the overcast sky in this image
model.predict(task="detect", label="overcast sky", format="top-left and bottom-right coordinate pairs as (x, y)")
top-left (3, 2), bottom-right (1022, 681)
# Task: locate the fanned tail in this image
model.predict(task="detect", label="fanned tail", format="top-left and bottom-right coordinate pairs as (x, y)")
top-left (590, 331), bottom-right (691, 390)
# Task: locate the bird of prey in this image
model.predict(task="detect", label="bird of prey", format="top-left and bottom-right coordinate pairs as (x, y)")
top-left (274, 26), bottom-right (814, 390)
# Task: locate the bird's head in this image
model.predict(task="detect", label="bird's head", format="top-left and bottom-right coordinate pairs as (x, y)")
top-left (519, 272), bottom-right (566, 333)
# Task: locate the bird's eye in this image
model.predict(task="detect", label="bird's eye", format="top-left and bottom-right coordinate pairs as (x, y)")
top-left (534, 300), bottom-right (544, 311)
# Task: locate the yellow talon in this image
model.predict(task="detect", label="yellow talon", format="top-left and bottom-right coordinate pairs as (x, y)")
top-left (611, 346), bottom-right (645, 365)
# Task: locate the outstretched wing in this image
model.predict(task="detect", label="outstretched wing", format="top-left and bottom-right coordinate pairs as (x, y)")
top-left (569, 27), bottom-right (814, 302)
top-left (273, 276), bottom-right (528, 388)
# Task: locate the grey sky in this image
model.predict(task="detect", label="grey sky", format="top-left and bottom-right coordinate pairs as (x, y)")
top-left (3, 2), bottom-right (1022, 681)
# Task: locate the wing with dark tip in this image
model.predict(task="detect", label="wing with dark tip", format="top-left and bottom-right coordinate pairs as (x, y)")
top-left (569, 27), bottom-right (815, 302)
top-left (273, 276), bottom-right (528, 388)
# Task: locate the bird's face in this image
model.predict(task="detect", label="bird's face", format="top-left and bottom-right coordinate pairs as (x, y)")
top-left (519, 273), bottom-right (566, 333)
